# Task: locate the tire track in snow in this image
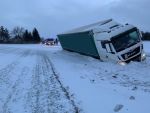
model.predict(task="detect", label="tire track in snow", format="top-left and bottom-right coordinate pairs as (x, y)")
top-left (0, 49), bottom-right (31, 85)
top-left (41, 52), bottom-right (80, 113)
top-left (27, 52), bottom-right (44, 113)
top-left (31, 64), bottom-right (44, 113)
top-left (0, 61), bottom-right (19, 85)
top-left (27, 52), bottom-right (62, 113)
top-left (96, 65), bottom-right (150, 92)
top-left (2, 67), bottom-right (29, 113)
top-left (40, 53), bottom-right (66, 113)
top-left (27, 51), bottom-right (80, 113)
top-left (0, 47), bottom-right (23, 55)
top-left (0, 49), bottom-right (32, 112)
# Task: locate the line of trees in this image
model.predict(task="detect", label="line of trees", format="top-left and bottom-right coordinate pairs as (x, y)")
top-left (142, 32), bottom-right (150, 41)
top-left (0, 26), bottom-right (41, 44)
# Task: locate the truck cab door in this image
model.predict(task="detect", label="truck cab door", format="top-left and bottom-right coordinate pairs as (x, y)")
top-left (96, 40), bottom-right (110, 61)
top-left (105, 43), bottom-right (118, 61)
top-left (105, 43), bottom-right (113, 60)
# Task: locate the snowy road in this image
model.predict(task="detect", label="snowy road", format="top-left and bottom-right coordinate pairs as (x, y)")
top-left (0, 43), bottom-right (150, 113)
top-left (0, 45), bottom-right (79, 113)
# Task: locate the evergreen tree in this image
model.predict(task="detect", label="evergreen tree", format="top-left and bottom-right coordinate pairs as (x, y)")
top-left (23, 30), bottom-right (33, 43)
top-left (4, 28), bottom-right (10, 42)
top-left (23, 30), bottom-right (29, 42)
top-left (0, 26), bottom-right (10, 43)
top-left (142, 32), bottom-right (150, 40)
top-left (32, 28), bottom-right (41, 43)
top-left (28, 32), bottom-right (33, 43)
top-left (0, 26), bottom-right (5, 42)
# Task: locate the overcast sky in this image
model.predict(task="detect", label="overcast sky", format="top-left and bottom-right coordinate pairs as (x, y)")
top-left (0, 0), bottom-right (149, 38)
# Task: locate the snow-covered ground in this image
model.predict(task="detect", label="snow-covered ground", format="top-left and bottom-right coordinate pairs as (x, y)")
top-left (0, 41), bottom-right (150, 113)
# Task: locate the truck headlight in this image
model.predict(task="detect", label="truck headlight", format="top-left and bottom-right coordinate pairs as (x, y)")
top-left (141, 53), bottom-right (146, 60)
top-left (118, 61), bottom-right (126, 66)
top-left (142, 53), bottom-right (146, 57)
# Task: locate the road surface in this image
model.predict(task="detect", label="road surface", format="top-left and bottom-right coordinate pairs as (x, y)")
top-left (0, 45), bottom-right (79, 113)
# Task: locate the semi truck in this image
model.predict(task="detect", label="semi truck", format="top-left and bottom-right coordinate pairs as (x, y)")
top-left (57, 19), bottom-right (146, 64)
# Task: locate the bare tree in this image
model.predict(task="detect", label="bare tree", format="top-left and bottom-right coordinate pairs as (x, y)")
top-left (11, 26), bottom-right (25, 38)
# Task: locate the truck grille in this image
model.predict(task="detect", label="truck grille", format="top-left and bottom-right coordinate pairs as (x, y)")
top-left (125, 54), bottom-right (141, 63)
top-left (121, 47), bottom-right (140, 60)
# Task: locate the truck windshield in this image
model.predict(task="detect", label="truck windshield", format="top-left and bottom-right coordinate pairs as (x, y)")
top-left (111, 30), bottom-right (140, 52)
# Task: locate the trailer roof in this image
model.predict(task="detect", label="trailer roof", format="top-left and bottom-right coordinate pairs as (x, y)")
top-left (61, 19), bottom-right (122, 35)
top-left (58, 19), bottom-right (136, 41)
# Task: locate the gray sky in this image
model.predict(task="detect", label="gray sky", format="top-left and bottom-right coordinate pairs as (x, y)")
top-left (0, 0), bottom-right (150, 38)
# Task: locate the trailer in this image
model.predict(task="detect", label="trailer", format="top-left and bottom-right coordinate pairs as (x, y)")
top-left (58, 19), bottom-right (146, 64)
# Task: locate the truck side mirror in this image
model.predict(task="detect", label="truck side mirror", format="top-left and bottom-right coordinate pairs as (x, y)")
top-left (139, 30), bottom-right (143, 38)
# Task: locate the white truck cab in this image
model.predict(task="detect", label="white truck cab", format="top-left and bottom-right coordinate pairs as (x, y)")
top-left (93, 20), bottom-right (146, 63)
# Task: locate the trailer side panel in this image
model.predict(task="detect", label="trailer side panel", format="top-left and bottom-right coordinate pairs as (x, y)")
top-left (58, 31), bottom-right (99, 58)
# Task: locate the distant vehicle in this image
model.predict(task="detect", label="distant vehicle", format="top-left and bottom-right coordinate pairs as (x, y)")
top-left (58, 19), bottom-right (146, 64)
top-left (43, 38), bottom-right (56, 46)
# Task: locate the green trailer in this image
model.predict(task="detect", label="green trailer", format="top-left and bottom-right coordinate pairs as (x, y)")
top-left (58, 31), bottom-right (100, 58)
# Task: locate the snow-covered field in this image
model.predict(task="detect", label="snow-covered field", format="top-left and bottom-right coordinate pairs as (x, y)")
top-left (0, 42), bottom-right (150, 113)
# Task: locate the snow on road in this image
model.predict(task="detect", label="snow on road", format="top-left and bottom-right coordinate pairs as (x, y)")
top-left (0, 42), bottom-right (150, 113)
top-left (47, 42), bottom-right (150, 113)
top-left (0, 45), bottom-right (78, 113)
